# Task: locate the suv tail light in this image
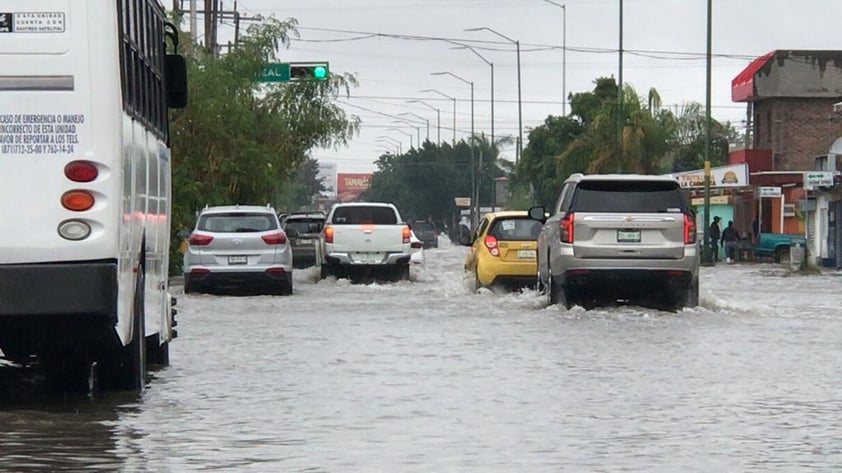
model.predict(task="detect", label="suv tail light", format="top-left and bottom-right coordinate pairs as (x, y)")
top-left (188, 232), bottom-right (214, 246)
top-left (402, 225), bottom-right (411, 244)
top-left (323, 225), bottom-right (334, 243)
top-left (684, 214), bottom-right (696, 244)
top-left (560, 212), bottom-right (574, 243)
top-left (484, 235), bottom-right (500, 256)
top-left (262, 231), bottom-right (287, 245)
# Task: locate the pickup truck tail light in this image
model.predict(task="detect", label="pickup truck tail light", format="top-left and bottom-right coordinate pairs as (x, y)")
top-left (188, 232), bottom-right (214, 246)
top-left (684, 214), bottom-right (696, 244)
top-left (402, 225), bottom-right (411, 244)
top-left (323, 225), bottom-right (334, 244)
top-left (560, 212), bottom-right (574, 243)
top-left (261, 231), bottom-right (287, 245)
top-left (484, 235), bottom-right (500, 257)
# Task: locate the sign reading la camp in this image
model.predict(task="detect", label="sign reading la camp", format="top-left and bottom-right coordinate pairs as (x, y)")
top-left (671, 163), bottom-right (749, 188)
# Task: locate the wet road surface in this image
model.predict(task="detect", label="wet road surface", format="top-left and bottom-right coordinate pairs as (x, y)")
top-left (2, 241), bottom-right (842, 471)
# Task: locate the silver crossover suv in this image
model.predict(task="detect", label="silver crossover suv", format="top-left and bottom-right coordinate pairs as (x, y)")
top-left (183, 205), bottom-right (294, 295)
top-left (531, 174), bottom-right (699, 310)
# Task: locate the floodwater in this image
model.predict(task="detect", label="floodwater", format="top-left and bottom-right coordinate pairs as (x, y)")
top-left (2, 239), bottom-right (842, 472)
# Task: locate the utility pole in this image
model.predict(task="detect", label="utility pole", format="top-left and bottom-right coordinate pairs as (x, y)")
top-left (617, 0), bottom-right (624, 172)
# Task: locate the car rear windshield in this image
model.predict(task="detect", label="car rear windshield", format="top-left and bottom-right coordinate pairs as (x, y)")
top-left (331, 206), bottom-right (398, 225)
top-left (198, 213), bottom-right (278, 232)
top-left (411, 222), bottom-right (436, 232)
top-left (285, 218), bottom-right (325, 233)
top-left (489, 217), bottom-right (543, 241)
top-left (572, 180), bottom-right (687, 213)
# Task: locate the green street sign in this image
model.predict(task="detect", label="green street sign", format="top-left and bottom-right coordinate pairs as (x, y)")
top-left (259, 63), bottom-right (290, 82)
top-left (259, 61), bottom-right (330, 83)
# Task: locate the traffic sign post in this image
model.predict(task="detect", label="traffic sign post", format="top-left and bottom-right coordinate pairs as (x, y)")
top-left (259, 61), bottom-right (329, 83)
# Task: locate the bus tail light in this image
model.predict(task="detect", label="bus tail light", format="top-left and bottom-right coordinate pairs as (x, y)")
top-left (560, 212), bottom-right (574, 243)
top-left (64, 161), bottom-right (98, 182)
top-left (58, 219), bottom-right (91, 241)
top-left (484, 235), bottom-right (500, 257)
top-left (323, 225), bottom-right (334, 244)
top-left (684, 214), bottom-right (697, 244)
top-left (61, 190), bottom-right (95, 211)
top-left (188, 232), bottom-right (214, 246)
top-left (262, 231), bottom-right (287, 245)
top-left (402, 225), bottom-right (411, 244)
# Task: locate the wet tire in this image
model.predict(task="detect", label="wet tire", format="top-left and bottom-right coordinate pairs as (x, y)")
top-left (320, 264), bottom-right (330, 280)
top-left (146, 333), bottom-right (170, 366)
top-left (547, 271), bottom-right (566, 307)
top-left (774, 247), bottom-right (790, 264)
top-left (684, 278), bottom-right (700, 308)
top-left (103, 266), bottom-right (147, 391)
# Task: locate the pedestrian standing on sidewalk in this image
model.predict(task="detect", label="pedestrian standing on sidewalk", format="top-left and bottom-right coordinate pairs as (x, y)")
top-left (721, 220), bottom-right (739, 263)
top-left (709, 216), bottom-right (722, 262)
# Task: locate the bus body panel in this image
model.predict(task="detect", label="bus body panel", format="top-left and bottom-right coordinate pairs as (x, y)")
top-left (0, 0), bottom-right (174, 364)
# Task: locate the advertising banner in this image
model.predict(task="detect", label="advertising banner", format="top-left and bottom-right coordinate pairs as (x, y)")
top-left (672, 163), bottom-right (749, 188)
top-left (336, 173), bottom-right (372, 202)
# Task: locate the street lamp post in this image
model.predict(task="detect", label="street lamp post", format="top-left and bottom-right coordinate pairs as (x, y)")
top-left (399, 112), bottom-right (430, 143)
top-left (391, 120), bottom-right (421, 147)
top-left (452, 45), bottom-right (494, 147)
top-left (466, 27), bottom-right (521, 164)
top-left (377, 136), bottom-right (402, 154)
top-left (543, 1), bottom-right (567, 115)
top-left (432, 71), bottom-right (478, 226)
top-left (407, 100), bottom-right (441, 144)
top-left (420, 89), bottom-right (456, 146)
top-left (388, 128), bottom-right (413, 150)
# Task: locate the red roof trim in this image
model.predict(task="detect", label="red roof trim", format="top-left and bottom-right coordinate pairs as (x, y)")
top-left (731, 51), bottom-right (776, 102)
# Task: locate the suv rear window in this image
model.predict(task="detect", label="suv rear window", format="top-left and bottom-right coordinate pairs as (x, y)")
top-left (572, 180), bottom-right (687, 213)
top-left (284, 218), bottom-right (325, 234)
top-left (332, 206), bottom-right (398, 225)
top-left (489, 217), bottom-right (543, 240)
top-left (199, 213), bottom-right (278, 233)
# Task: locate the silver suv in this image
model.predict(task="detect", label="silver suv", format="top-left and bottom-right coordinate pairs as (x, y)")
top-left (531, 174), bottom-right (699, 310)
top-left (183, 205), bottom-right (294, 295)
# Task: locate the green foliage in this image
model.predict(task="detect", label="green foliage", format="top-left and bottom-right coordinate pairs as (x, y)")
top-left (514, 76), bottom-right (740, 210)
top-left (167, 18), bottom-right (359, 273)
top-left (363, 138), bottom-right (507, 227)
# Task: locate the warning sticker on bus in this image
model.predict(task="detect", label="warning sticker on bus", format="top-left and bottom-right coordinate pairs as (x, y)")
top-left (0, 12), bottom-right (65, 33)
top-left (0, 113), bottom-right (84, 155)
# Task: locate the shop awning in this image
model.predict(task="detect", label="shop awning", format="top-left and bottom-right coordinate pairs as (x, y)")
top-left (732, 51), bottom-right (776, 102)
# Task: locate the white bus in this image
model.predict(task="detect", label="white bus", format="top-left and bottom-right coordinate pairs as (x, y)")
top-left (0, 0), bottom-right (187, 391)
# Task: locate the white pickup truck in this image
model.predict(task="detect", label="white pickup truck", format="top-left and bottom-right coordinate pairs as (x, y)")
top-left (320, 202), bottom-right (415, 281)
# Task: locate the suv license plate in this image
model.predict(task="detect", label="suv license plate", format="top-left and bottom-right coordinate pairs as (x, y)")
top-left (517, 250), bottom-right (536, 259)
top-left (617, 230), bottom-right (641, 243)
top-left (298, 239), bottom-right (312, 244)
top-left (228, 255), bottom-right (248, 265)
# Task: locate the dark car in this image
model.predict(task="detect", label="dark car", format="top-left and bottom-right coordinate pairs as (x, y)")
top-left (282, 213), bottom-right (326, 268)
top-left (410, 221), bottom-right (439, 249)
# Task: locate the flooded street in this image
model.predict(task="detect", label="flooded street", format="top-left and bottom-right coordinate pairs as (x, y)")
top-left (2, 240), bottom-right (842, 471)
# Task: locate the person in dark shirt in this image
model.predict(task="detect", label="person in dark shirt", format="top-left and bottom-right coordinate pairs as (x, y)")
top-left (721, 220), bottom-right (740, 263)
top-left (709, 216), bottom-right (722, 262)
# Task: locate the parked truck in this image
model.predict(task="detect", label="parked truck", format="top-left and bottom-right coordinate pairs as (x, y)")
top-left (751, 232), bottom-right (807, 263)
top-left (320, 202), bottom-right (414, 281)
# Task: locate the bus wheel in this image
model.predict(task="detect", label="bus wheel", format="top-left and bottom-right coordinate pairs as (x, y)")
top-left (146, 333), bottom-right (169, 366)
top-left (104, 267), bottom-right (146, 391)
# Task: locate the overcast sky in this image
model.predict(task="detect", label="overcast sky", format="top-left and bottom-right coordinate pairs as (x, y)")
top-left (197, 0), bottom-right (842, 173)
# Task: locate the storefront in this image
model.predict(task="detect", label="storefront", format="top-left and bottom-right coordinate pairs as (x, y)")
top-left (671, 163), bottom-right (751, 237)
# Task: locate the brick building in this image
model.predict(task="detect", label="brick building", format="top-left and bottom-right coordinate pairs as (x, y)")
top-left (730, 50), bottom-right (842, 267)
top-left (732, 50), bottom-right (842, 171)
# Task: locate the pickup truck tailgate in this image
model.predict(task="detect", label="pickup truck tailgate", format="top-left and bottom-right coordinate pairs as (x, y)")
top-left (329, 225), bottom-right (408, 253)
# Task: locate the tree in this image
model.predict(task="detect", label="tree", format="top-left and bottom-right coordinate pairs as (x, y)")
top-left (168, 18), bottom-right (359, 272)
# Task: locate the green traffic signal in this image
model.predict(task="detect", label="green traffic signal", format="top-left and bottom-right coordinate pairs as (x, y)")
top-left (289, 62), bottom-right (329, 81)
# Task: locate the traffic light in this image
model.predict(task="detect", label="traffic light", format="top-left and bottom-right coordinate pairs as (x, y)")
top-left (289, 62), bottom-right (329, 81)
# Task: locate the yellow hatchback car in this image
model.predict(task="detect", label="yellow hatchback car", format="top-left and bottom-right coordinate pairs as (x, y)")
top-left (461, 211), bottom-right (543, 291)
